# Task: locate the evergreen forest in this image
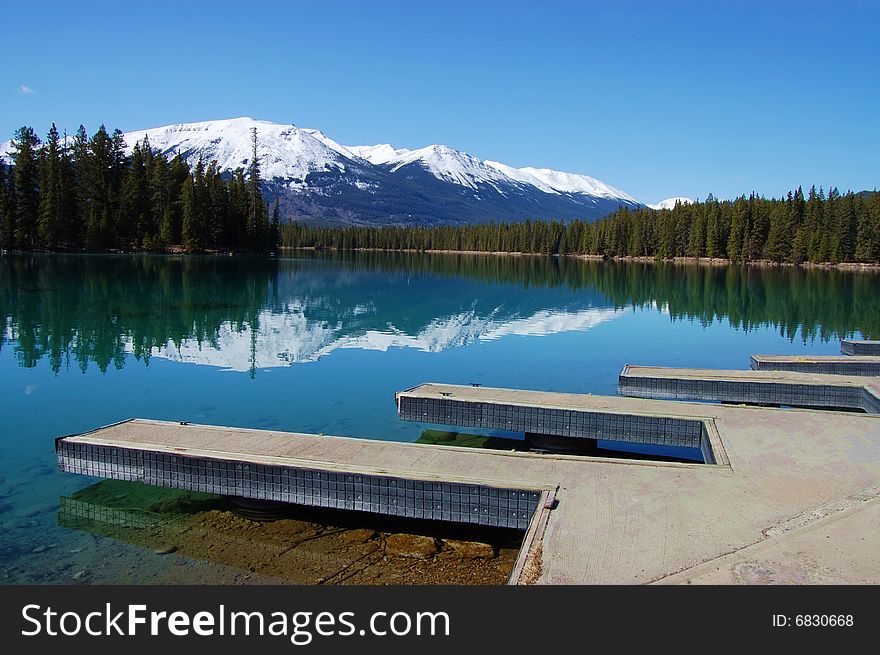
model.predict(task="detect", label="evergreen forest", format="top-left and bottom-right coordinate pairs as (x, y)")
top-left (0, 124), bottom-right (279, 253)
top-left (282, 189), bottom-right (880, 265)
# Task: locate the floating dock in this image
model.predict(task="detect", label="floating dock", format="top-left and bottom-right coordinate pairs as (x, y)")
top-left (58, 391), bottom-right (880, 584)
top-left (750, 353), bottom-right (880, 376)
top-left (841, 339), bottom-right (880, 356)
top-left (618, 365), bottom-right (880, 413)
top-left (56, 420), bottom-right (543, 531)
top-left (396, 383), bottom-right (722, 463)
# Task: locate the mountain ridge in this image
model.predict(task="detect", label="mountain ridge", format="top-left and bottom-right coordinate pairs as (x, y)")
top-left (1, 117), bottom-right (648, 226)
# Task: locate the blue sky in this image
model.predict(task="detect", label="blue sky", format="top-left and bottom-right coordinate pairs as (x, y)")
top-left (2, 0), bottom-right (877, 203)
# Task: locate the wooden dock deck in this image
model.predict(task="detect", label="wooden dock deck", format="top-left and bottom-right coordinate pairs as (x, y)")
top-left (750, 353), bottom-right (880, 376)
top-left (619, 365), bottom-right (880, 413)
top-left (58, 392), bottom-right (880, 584)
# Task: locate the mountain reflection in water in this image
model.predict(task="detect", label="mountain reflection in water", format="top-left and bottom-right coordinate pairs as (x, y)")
top-left (2, 252), bottom-right (876, 375)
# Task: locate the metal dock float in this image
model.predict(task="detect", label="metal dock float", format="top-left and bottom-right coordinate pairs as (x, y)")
top-left (618, 365), bottom-right (880, 413)
top-left (56, 420), bottom-right (544, 530)
top-left (750, 353), bottom-right (880, 376)
top-left (58, 396), bottom-right (880, 584)
top-left (842, 339), bottom-right (880, 356)
top-left (396, 383), bottom-right (723, 464)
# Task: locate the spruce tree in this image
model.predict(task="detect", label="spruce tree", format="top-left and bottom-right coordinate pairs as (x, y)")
top-left (38, 124), bottom-right (63, 248)
top-left (120, 141), bottom-right (151, 247)
top-left (0, 162), bottom-right (6, 249)
top-left (727, 197), bottom-right (747, 262)
top-left (83, 125), bottom-right (114, 248)
top-left (870, 191), bottom-right (880, 263)
top-left (805, 186), bottom-right (824, 262)
top-left (686, 205), bottom-right (706, 257)
top-left (161, 155), bottom-right (190, 246)
top-left (205, 160), bottom-right (228, 249)
top-left (182, 158), bottom-right (206, 252)
top-left (271, 197), bottom-right (280, 252)
top-left (853, 194), bottom-right (875, 262)
top-left (246, 127), bottom-right (269, 252)
top-left (11, 126), bottom-right (41, 248)
top-left (3, 165), bottom-right (17, 248)
top-left (58, 130), bottom-right (78, 247)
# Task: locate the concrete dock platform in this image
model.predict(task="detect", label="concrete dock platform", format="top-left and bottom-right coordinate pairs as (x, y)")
top-left (57, 390), bottom-right (880, 584)
top-left (618, 365), bottom-right (880, 413)
top-left (842, 339), bottom-right (880, 356)
top-left (750, 353), bottom-right (880, 376)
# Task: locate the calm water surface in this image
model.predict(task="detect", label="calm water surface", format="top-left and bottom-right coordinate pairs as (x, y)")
top-left (1, 252), bottom-right (877, 583)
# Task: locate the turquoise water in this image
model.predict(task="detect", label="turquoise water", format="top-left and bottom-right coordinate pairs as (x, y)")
top-left (1, 252), bottom-right (877, 583)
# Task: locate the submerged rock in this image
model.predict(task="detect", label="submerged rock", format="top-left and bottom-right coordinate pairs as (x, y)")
top-left (384, 533), bottom-right (439, 559)
top-left (342, 528), bottom-right (377, 544)
top-left (442, 540), bottom-right (497, 559)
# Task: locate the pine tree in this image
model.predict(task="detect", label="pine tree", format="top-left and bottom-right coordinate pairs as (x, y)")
top-left (705, 201), bottom-right (721, 258)
top-left (832, 192), bottom-right (857, 262)
top-left (37, 124), bottom-right (63, 248)
top-left (870, 191), bottom-right (880, 263)
top-left (120, 141), bottom-right (151, 247)
top-left (853, 193), bottom-right (875, 262)
top-left (805, 186), bottom-right (824, 262)
top-left (69, 125), bottom-right (89, 247)
top-left (83, 125), bottom-right (114, 248)
top-left (762, 192), bottom-right (793, 262)
top-left (227, 168), bottom-right (249, 248)
top-left (246, 127), bottom-right (269, 252)
top-left (205, 160), bottom-right (228, 249)
top-left (271, 197), bottom-right (280, 253)
top-left (0, 161), bottom-right (7, 249)
top-left (58, 130), bottom-right (78, 248)
top-left (11, 126), bottom-right (41, 249)
top-left (727, 196), bottom-right (747, 262)
top-left (160, 155), bottom-right (190, 246)
top-left (686, 205), bottom-right (706, 257)
top-left (2, 164), bottom-right (16, 248)
top-left (182, 158), bottom-right (206, 252)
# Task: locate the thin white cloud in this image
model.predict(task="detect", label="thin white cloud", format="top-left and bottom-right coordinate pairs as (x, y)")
top-left (17, 85), bottom-right (35, 95)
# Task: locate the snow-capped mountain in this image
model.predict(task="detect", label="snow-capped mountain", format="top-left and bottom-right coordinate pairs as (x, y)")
top-left (648, 197), bottom-right (693, 210)
top-left (1, 117), bottom-right (644, 226)
top-left (124, 118), bottom-right (353, 184)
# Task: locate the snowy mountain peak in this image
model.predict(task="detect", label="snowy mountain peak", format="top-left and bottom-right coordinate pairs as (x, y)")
top-left (346, 143), bottom-right (411, 165)
top-left (648, 197), bottom-right (693, 210)
top-left (124, 117), bottom-right (354, 183)
top-left (517, 167), bottom-right (638, 202)
top-left (380, 143), bottom-right (512, 190)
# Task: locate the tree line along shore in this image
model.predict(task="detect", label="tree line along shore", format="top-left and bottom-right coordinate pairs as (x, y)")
top-left (2, 123), bottom-right (877, 265)
top-left (282, 188), bottom-right (880, 266)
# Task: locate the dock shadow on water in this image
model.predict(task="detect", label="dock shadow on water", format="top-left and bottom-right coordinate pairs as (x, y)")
top-left (54, 480), bottom-right (523, 585)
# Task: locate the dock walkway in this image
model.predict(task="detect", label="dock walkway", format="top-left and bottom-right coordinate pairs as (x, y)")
top-left (841, 339), bottom-right (880, 356)
top-left (58, 389), bottom-right (880, 584)
top-left (750, 353), bottom-right (880, 376)
top-left (618, 365), bottom-right (880, 413)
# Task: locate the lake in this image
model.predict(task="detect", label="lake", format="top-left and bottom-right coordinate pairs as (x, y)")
top-left (1, 252), bottom-right (877, 583)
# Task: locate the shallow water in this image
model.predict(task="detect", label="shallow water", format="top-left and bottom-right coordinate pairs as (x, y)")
top-left (1, 252), bottom-right (876, 583)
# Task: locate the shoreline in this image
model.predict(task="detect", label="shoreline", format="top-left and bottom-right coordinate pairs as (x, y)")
top-left (3, 246), bottom-right (879, 271)
top-left (283, 247), bottom-right (880, 271)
